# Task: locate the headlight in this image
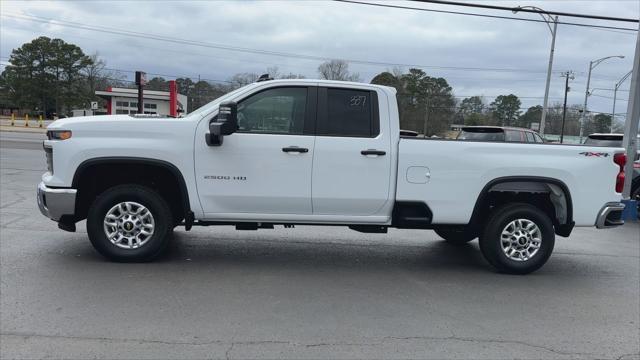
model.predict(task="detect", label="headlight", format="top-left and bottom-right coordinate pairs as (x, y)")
top-left (47, 130), bottom-right (72, 140)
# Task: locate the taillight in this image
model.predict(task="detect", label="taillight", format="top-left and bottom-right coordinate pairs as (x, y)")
top-left (613, 153), bottom-right (626, 193)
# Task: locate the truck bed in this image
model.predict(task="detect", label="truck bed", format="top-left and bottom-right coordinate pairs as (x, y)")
top-left (396, 138), bottom-right (623, 226)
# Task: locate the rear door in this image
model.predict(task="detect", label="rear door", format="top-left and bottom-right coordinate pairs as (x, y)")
top-left (311, 87), bottom-right (392, 216)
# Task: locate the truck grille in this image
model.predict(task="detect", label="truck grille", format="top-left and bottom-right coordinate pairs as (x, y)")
top-left (44, 145), bottom-right (53, 174)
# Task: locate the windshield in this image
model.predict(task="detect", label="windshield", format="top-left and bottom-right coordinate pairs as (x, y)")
top-left (186, 84), bottom-right (255, 119)
top-left (457, 130), bottom-right (505, 141)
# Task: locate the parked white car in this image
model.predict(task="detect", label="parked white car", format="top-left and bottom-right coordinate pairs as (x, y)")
top-left (38, 79), bottom-right (628, 274)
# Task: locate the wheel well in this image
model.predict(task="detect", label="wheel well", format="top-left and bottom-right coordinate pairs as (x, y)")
top-left (72, 159), bottom-right (190, 224)
top-left (469, 178), bottom-right (573, 237)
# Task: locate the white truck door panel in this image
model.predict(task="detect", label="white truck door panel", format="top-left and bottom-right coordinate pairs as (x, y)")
top-left (195, 86), bottom-right (316, 215)
top-left (312, 87), bottom-right (392, 216)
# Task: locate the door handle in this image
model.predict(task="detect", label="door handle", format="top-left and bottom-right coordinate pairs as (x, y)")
top-left (282, 146), bottom-right (309, 153)
top-left (361, 149), bottom-right (386, 156)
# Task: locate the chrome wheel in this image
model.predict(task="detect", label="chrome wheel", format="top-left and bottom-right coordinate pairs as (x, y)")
top-left (500, 219), bottom-right (541, 262)
top-left (103, 201), bottom-right (155, 249)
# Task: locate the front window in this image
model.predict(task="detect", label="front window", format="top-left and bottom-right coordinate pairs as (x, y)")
top-left (236, 87), bottom-right (308, 135)
top-left (525, 132), bottom-right (535, 143)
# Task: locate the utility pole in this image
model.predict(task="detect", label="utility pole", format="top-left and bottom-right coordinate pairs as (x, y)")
top-left (540, 16), bottom-right (558, 136)
top-left (422, 84), bottom-right (435, 138)
top-left (512, 7), bottom-right (557, 136)
top-left (423, 98), bottom-right (430, 138)
top-left (560, 71), bottom-right (574, 144)
top-left (135, 71), bottom-right (146, 114)
top-left (621, 20), bottom-right (639, 215)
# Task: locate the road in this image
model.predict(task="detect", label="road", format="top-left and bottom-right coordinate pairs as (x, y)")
top-left (1, 131), bottom-right (639, 359)
top-left (0, 130), bottom-right (46, 150)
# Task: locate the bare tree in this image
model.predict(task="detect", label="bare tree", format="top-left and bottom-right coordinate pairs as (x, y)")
top-left (267, 66), bottom-right (305, 80)
top-left (83, 53), bottom-right (106, 96)
top-left (229, 72), bottom-right (259, 89)
top-left (317, 59), bottom-right (360, 82)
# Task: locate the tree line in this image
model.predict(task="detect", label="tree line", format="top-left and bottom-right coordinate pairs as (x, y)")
top-left (0, 37), bottom-right (618, 136)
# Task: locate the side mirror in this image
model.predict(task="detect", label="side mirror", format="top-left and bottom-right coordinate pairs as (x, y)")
top-left (206, 101), bottom-right (238, 146)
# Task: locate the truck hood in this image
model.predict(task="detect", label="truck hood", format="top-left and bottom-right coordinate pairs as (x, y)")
top-left (47, 114), bottom-right (178, 130)
top-left (46, 114), bottom-right (198, 141)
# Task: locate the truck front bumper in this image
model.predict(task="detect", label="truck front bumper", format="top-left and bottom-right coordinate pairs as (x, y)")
top-left (595, 202), bottom-right (625, 229)
top-left (37, 182), bottom-right (77, 221)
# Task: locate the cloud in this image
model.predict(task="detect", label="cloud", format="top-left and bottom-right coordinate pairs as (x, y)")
top-left (1, 0), bottom-right (638, 112)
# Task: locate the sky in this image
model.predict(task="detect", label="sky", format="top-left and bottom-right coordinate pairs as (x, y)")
top-left (1, 0), bottom-right (639, 118)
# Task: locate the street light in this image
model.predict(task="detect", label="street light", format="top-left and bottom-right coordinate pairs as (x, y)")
top-left (579, 55), bottom-right (625, 142)
top-left (513, 6), bottom-right (558, 136)
top-left (612, 70), bottom-right (632, 132)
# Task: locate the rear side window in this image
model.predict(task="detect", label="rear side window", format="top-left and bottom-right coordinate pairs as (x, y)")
top-left (317, 88), bottom-right (379, 137)
top-left (505, 130), bottom-right (521, 142)
top-left (534, 133), bottom-right (544, 143)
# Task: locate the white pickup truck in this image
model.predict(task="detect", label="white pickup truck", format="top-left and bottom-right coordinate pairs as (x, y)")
top-left (37, 79), bottom-right (628, 274)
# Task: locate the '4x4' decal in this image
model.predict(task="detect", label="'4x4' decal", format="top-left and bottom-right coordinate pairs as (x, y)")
top-left (579, 152), bottom-right (610, 157)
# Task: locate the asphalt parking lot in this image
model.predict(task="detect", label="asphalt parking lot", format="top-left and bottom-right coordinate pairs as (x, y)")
top-left (1, 132), bottom-right (639, 359)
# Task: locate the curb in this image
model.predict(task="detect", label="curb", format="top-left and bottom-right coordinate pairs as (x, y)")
top-left (0, 125), bottom-right (47, 134)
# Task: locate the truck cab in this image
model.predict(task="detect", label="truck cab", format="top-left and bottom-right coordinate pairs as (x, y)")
top-left (193, 81), bottom-right (398, 224)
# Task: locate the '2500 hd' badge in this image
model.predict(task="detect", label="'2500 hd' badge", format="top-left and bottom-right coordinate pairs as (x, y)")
top-left (204, 175), bottom-right (247, 181)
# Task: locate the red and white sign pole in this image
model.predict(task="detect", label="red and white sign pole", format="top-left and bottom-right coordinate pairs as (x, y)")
top-left (169, 80), bottom-right (177, 117)
top-left (135, 71), bottom-right (146, 115)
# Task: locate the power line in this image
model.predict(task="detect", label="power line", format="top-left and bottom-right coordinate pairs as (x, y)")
top-left (591, 94), bottom-right (628, 101)
top-left (102, 67), bottom-right (232, 84)
top-left (1, 59), bottom-right (566, 101)
top-left (0, 57), bottom-right (622, 102)
top-left (408, 0), bottom-right (639, 23)
top-left (0, 58), bottom-right (617, 102)
top-left (0, 12), bottom-right (614, 75)
top-left (334, 0), bottom-right (638, 32)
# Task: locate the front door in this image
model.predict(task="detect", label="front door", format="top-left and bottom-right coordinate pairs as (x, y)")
top-left (195, 86), bottom-right (316, 216)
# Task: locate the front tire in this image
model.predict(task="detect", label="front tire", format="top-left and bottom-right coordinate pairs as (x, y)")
top-left (479, 203), bottom-right (555, 274)
top-left (87, 185), bottom-right (172, 262)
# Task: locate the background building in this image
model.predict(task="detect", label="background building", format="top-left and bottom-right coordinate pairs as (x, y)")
top-left (95, 86), bottom-right (187, 117)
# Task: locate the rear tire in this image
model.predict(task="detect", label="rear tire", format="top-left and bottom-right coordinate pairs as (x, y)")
top-left (479, 203), bottom-right (555, 274)
top-left (434, 228), bottom-right (476, 245)
top-left (87, 184), bottom-right (172, 262)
